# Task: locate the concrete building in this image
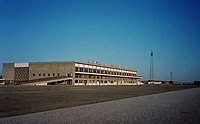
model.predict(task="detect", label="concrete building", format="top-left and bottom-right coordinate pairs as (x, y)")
top-left (2, 61), bottom-right (141, 85)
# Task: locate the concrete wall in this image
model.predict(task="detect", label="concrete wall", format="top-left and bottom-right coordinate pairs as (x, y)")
top-left (3, 63), bottom-right (15, 80)
top-left (29, 62), bottom-right (75, 81)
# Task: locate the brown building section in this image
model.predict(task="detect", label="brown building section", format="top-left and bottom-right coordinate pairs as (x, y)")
top-left (2, 61), bottom-right (141, 85)
top-left (29, 62), bottom-right (74, 80)
top-left (3, 63), bottom-right (15, 81)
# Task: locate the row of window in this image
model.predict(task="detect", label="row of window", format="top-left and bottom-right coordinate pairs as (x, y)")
top-left (75, 74), bottom-right (135, 79)
top-left (75, 80), bottom-right (135, 84)
top-left (75, 67), bottom-right (136, 76)
top-left (33, 73), bottom-right (60, 77)
top-left (75, 74), bottom-right (102, 79)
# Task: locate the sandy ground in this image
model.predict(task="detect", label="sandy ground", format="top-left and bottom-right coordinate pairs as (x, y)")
top-left (0, 85), bottom-right (199, 118)
top-left (1, 87), bottom-right (200, 124)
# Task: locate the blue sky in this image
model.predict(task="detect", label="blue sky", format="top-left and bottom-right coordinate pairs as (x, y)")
top-left (0, 0), bottom-right (200, 82)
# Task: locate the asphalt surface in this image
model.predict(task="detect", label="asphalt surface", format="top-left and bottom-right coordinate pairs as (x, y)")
top-left (0, 88), bottom-right (200, 124)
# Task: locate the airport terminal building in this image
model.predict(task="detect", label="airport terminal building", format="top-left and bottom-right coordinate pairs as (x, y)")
top-left (2, 61), bottom-right (141, 85)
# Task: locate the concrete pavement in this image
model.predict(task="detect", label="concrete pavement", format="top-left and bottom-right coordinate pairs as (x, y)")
top-left (1, 88), bottom-right (200, 124)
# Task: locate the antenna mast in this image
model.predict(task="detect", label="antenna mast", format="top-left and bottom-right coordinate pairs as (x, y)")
top-left (170, 72), bottom-right (173, 81)
top-left (150, 51), bottom-right (154, 81)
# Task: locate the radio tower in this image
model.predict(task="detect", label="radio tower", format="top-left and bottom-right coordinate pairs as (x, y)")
top-left (170, 72), bottom-right (173, 81)
top-left (150, 51), bottom-right (154, 81)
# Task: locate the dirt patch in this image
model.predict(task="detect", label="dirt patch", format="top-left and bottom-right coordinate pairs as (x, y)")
top-left (0, 85), bottom-right (199, 118)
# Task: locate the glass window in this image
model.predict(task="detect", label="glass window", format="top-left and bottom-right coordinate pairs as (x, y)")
top-left (84, 75), bottom-right (88, 78)
top-left (48, 73), bottom-right (50, 76)
top-left (39, 74), bottom-right (41, 76)
top-left (57, 73), bottom-right (59, 76)
top-left (75, 67), bottom-right (79, 72)
top-left (84, 68), bottom-right (88, 72)
top-left (43, 73), bottom-right (45, 76)
top-left (80, 67), bottom-right (83, 72)
top-left (75, 80), bottom-right (78, 83)
top-left (33, 74), bottom-right (35, 76)
top-left (68, 74), bottom-right (72, 77)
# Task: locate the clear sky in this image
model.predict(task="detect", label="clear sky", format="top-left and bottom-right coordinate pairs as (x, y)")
top-left (0, 0), bottom-right (200, 82)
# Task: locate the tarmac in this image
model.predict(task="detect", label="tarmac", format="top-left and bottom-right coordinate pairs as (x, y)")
top-left (0, 87), bottom-right (200, 124)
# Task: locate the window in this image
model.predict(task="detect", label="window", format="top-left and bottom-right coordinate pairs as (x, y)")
top-left (48, 73), bottom-right (50, 76)
top-left (97, 70), bottom-right (100, 73)
top-left (43, 73), bottom-right (45, 76)
top-left (53, 73), bottom-right (55, 76)
top-left (33, 74), bottom-right (35, 76)
top-left (84, 75), bottom-right (88, 78)
top-left (84, 68), bottom-right (88, 72)
top-left (89, 69), bottom-right (92, 73)
top-left (80, 67), bottom-right (83, 72)
top-left (75, 80), bottom-right (78, 83)
top-left (57, 73), bottom-right (60, 76)
top-left (39, 74), bottom-right (41, 76)
top-left (93, 69), bottom-right (96, 73)
top-left (68, 74), bottom-right (72, 77)
top-left (101, 70), bottom-right (104, 74)
top-left (75, 67), bottom-right (79, 72)
top-left (75, 74), bottom-right (78, 78)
